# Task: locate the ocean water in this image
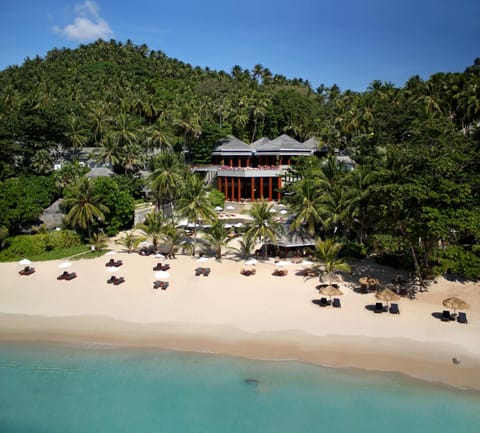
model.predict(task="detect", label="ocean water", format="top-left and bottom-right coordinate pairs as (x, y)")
top-left (0, 343), bottom-right (479, 433)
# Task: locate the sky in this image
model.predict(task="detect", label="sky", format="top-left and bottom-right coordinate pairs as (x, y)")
top-left (1, 0), bottom-right (479, 91)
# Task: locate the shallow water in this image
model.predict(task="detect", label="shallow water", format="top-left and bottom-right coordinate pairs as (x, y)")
top-left (0, 342), bottom-right (479, 433)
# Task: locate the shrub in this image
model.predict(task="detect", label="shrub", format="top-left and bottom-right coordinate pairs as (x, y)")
top-left (432, 245), bottom-right (480, 280)
top-left (0, 230), bottom-right (82, 261)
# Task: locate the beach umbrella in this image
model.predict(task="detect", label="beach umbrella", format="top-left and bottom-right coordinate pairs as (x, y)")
top-left (301, 260), bottom-right (314, 266)
top-left (280, 209), bottom-right (288, 215)
top-left (224, 223), bottom-right (233, 228)
top-left (154, 253), bottom-right (165, 259)
top-left (106, 251), bottom-right (117, 256)
top-left (276, 260), bottom-right (291, 266)
top-left (269, 208), bottom-right (277, 213)
top-left (226, 205), bottom-right (235, 210)
top-left (320, 272), bottom-right (342, 284)
top-left (154, 271), bottom-right (170, 279)
top-left (319, 285), bottom-right (344, 301)
top-left (245, 258), bottom-right (257, 266)
top-left (58, 261), bottom-right (72, 269)
top-left (18, 258), bottom-right (32, 266)
top-left (442, 296), bottom-right (469, 315)
top-left (215, 206), bottom-right (223, 211)
top-left (196, 256), bottom-right (210, 262)
top-left (234, 222), bottom-right (244, 228)
top-left (106, 267), bottom-right (119, 273)
top-left (375, 288), bottom-right (400, 307)
top-left (359, 276), bottom-right (379, 290)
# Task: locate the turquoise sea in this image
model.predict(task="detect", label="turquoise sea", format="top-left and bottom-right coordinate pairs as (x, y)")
top-left (0, 342), bottom-right (479, 433)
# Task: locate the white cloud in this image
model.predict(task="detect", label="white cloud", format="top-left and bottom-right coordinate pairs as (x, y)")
top-left (53, 1), bottom-right (114, 42)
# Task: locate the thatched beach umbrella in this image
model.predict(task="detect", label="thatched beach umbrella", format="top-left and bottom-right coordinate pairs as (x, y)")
top-left (320, 271), bottom-right (341, 285)
top-left (319, 285), bottom-right (344, 302)
top-left (442, 296), bottom-right (469, 315)
top-left (375, 288), bottom-right (400, 307)
top-left (359, 276), bottom-right (379, 291)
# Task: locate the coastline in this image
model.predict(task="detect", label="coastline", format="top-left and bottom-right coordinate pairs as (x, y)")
top-left (1, 252), bottom-right (479, 391)
top-left (1, 313), bottom-right (480, 392)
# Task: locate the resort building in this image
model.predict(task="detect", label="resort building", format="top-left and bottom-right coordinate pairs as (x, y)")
top-left (206, 134), bottom-right (355, 202)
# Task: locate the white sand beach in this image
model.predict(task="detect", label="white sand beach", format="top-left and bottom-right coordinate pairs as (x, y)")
top-left (1, 251), bottom-right (479, 390)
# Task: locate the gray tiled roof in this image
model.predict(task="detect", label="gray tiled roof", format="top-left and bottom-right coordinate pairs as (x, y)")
top-left (212, 135), bottom-right (251, 153)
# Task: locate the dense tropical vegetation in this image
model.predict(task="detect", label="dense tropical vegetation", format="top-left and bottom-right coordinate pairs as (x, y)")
top-left (0, 39), bottom-right (479, 280)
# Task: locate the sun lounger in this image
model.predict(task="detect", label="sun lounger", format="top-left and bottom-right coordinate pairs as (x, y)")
top-left (153, 281), bottom-right (169, 290)
top-left (389, 303), bottom-right (400, 314)
top-left (319, 297), bottom-right (330, 307)
top-left (153, 263), bottom-right (162, 271)
top-left (457, 312), bottom-right (468, 324)
top-left (57, 271), bottom-right (69, 280)
top-left (19, 266), bottom-right (35, 276)
top-left (113, 260), bottom-right (123, 267)
top-left (113, 277), bottom-right (125, 285)
top-left (65, 272), bottom-right (77, 281)
top-left (441, 310), bottom-right (453, 321)
top-left (195, 267), bottom-right (204, 276)
top-left (332, 298), bottom-right (341, 308)
top-left (107, 276), bottom-right (116, 284)
top-left (203, 267), bottom-right (211, 276)
top-left (374, 302), bottom-right (384, 313)
top-left (105, 259), bottom-right (115, 267)
top-left (161, 264), bottom-right (170, 271)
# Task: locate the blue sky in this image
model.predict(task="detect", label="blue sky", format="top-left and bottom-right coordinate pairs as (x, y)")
top-left (1, 0), bottom-right (479, 91)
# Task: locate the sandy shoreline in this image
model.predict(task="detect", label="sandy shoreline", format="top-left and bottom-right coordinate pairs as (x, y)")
top-left (1, 252), bottom-right (479, 391)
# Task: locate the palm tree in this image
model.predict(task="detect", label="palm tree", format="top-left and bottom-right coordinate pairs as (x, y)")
top-left (31, 149), bottom-right (53, 175)
top-left (289, 178), bottom-right (326, 236)
top-left (136, 210), bottom-right (164, 253)
top-left (148, 119), bottom-right (172, 152)
top-left (203, 218), bottom-right (235, 260)
top-left (65, 115), bottom-right (88, 160)
top-left (232, 234), bottom-right (257, 260)
top-left (244, 201), bottom-right (282, 258)
top-left (175, 174), bottom-right (215, 256)
top-left (63, 178), bottom-right (109, 238)
top-left (115, 231), bottom-right (145, 253)
top-left (160, 222), bottom-right (190, 258)
top-left (89, 231), bottom-right (109, 252)
top-left (149, 152), bottom-right (184, 215)
top-left (313, 238), bottom-right (351, 283)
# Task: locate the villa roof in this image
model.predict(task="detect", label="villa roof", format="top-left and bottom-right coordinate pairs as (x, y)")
top-left (302, 137), bottom-right (321, 150)
top-left (212, 135), bottom-right (251, 155)
top-left (255, 134), bottom-right (314, 156)
top-left (251, 137), bottom-right (270, 147)
top-left (270, 229), bottom-right (316, 248)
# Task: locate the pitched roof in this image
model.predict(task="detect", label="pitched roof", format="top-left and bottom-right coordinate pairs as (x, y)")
top-left (212, 135), bottom-right (251, 153)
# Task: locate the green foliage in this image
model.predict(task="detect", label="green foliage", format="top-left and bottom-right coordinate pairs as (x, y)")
top-left (208, 189), bottom-right (225, 208)
top-left (0, 175), bottom-right (57, 234)
top-left (339, 241), bottom-right (368, 259)
top-left (0, 230), bottom-right (81, 261)
top-left (432, 245), bottom-right (480, 280)
top-left (53, 162), bottom-right (89, 192)
top-left (91, 177), bottom-right (134, 235)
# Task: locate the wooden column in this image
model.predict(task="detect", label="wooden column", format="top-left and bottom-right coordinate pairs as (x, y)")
top-left (231, 177), bottom-right (235, 201)
top-left (268, 178), bottom-right (273, 201)
top-left (224, 178), bottom-right (228, 200)
top-left (229, 158), bottom-right (233, 168)
top-left (237, 178), bottom-right (241, 201)
top-left (260, 178), bottom-right (264, 199)
top-left (217, 177), bottom-right (222, 193)
top-left (251, 178), bottom-right (255, 201)
top-left (277, 177), bottom-right (282, 201)
top-left (246, 158), bottom-right (250, 167)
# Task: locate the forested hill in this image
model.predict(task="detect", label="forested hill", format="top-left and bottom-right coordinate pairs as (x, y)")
top-left (1, 39), bottom-right (479, 173)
